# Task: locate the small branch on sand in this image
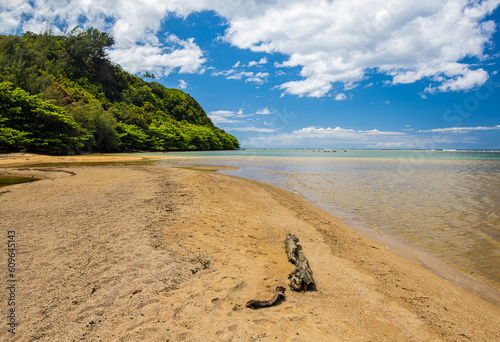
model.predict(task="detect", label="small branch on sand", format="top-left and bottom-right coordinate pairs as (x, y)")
top-left (284, 234), bottom-right (315, 291)
top-left (245, 234), bottom-right (314, 310)
top-left (245, 286), bottom-right (286, 309)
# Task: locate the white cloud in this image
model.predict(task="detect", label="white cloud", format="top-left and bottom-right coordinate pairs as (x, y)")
top-left (178, 79), bottom-right (188, 89)
top-left (3, 0), bottom-right (207, 76)
top-left (208, 107), bottom-right (253, 124)
top-left (296, 126), bottom-right (404, 138)
top-left (280, 125), bottom-right (403, 142)
top-left (241, 123), bottom-right (500, 148)
top-left (335, 93), bottom-right (347, 101)
top-left (227, 126), bottom-right (276, 133)
top-left (242, 125), bottom-right (411, 147)
top-left (419, 125), bottom-right (500, 133)
top-left (256, 107), bottom-right (272, 115)
top-left (435, 68), bottom-right (490, 93)
top-left (0, 0), bottom-right (34, 33)
top-left (209, 106), bottom-right (280, 133)
top-left (212, 69), bottom-right (269, 84)
top-left (368, 142), bottom-right (415, 149)
top-left (208, 110), bottom-right (241, 124)
top-left (4, 0), bottom-right (499, 96)
top-left (221, 0), bottom-right (500, 97)
top-left (245, 72), bottom-right (270, 84)
top-left (214, 56), bottom-right (270, 84)
top-left (108, 35), bottom-right (206, 76)
top-left (248, 57), bottom-right (268, 67)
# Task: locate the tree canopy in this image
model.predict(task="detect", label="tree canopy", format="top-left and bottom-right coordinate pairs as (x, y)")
top-left (0, 28), bottom-right (239, 153)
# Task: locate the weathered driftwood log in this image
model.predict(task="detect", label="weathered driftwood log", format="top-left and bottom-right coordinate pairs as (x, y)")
top-left (245, 286), bottom-right (286, 309)
top-left (284, 234), bottom-right (315, 291)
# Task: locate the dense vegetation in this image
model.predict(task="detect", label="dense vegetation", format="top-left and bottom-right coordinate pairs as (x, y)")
top-left (0, 28), bottom-right (239, 153)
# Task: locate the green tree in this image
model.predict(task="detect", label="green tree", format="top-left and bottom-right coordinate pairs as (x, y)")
top-left (0, 116), bottom-right (30, 150)
top-left (0, 81), bottom-right (85, 153)
top-left (67, 100), bottom-right (120, 151)
top-left (216, 130), bottom-right (240, 150)
top-left (0, 34), bottom-right (52, 94)
top-left (0, 29), bottom-right (239, 153)
top-left (148, 121), bottom-right (186, 150)
top-left (116, 122), bottom-right (149, 150)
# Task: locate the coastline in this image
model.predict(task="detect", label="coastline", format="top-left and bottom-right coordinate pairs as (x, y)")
top-left (314, 204), bottom-right (500, 302)
top-left (1, 154), bottom-right (499, 341)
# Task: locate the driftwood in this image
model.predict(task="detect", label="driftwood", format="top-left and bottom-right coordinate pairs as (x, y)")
top-left (245, 286), bottom-right (286, 309)
top-left (284, 234), bottom-right (315, 291)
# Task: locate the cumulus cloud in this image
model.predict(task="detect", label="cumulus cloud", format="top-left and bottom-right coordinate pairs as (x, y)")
top-left (256, 107), bottom-right (272, 115)
top-left (245, 72), bottom-right (269, 84)
top-left (108, 35), bottom-right (206, 76)
top-left (208, 109), bottom-right (243, 124)
top-left (207, 107), bottom-right (274, 126)
top-left (209, 107), bottom-right (276, 124)
top-left (295, 126), bottom-right (404, 138)
top-left (0, 0), bottom-right (34, 33)
top-left (2, 0), bottom-right (207, 76)
top-left (241, 125), bottom-right (407, 148)
top-left (208, 106), bottom-right (284, 133)
top-left (241, 123), bottom-right (500, 148)
top-left (222, 0), bottom-right (500, 97)
top-left (212, 69), bottom-right (269, 84)
top-left (248, 57), bottom-right (268, 67)
top-left (243, 126), bottom-right (405, 146)
top-left (178, 79), bottom-right (188, 89)
top-left (3, 0), bottom-right (499, 96)
top-left (335, 93), bottom-right (347, 101)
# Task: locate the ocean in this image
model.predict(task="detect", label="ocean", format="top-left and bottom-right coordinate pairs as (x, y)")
top-left (143, 149), bottom-right (500, 290)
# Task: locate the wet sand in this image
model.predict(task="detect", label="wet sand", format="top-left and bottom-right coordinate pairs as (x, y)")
top-left (1, 154), bottom-right (499, 341)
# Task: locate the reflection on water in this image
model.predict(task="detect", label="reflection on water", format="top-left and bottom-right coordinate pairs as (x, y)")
top-left (149, 150), bottom-right (500, 288)
top-left (269, 158), bottom-right (500, 287)
top-left (0, 175), bottom-right (39, 187)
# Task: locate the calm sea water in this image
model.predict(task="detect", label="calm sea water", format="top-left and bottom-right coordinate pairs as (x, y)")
top-left (140, 149), bottom-right (500, 288)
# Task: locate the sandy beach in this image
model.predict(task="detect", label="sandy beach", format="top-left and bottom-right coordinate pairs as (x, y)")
top-left (1, 154), bottom-right (499, 341)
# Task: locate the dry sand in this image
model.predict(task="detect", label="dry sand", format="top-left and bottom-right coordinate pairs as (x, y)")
top-left (1, 154), bottom-right (499, 341)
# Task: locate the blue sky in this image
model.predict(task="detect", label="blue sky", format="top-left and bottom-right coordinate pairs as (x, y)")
top-left (1, 0), bottom-right (500, 149)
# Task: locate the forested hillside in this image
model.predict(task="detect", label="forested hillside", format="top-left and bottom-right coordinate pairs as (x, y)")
top-left (0, 28), bottom-right (239, 153)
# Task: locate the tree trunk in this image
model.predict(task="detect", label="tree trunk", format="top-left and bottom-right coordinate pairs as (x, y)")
top-left (245, 286), bottom-right (286, 309)
top-left (284, 234), bottom-right (315, 291)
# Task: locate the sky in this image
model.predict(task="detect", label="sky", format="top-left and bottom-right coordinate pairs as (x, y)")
top-left (1, 0), bottom-right (500, 149)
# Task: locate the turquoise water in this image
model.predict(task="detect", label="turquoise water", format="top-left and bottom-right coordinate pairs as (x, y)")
top-left (151, 148), bottom-right (500, 160)
top-left (133, 149), bottom-right (500, 288)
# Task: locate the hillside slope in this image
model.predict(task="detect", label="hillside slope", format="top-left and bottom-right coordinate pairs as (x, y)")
top-left (0, 28), bottom-right (239, 153)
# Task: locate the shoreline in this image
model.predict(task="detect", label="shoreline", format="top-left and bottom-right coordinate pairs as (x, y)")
top-left (1, 154), bottom-right (500, 341)
top-left (2, 153), bottom-right (499, 298)
top-left (312, 202), bottom-right (500, 304)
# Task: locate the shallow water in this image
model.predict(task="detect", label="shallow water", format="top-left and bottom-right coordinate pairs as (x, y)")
top-left (0, 175), bottom-right (39, 187)
top-left (134, 149), bottom-right (500, 288)
top-left (254, 157), bottom-right (500, 287)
